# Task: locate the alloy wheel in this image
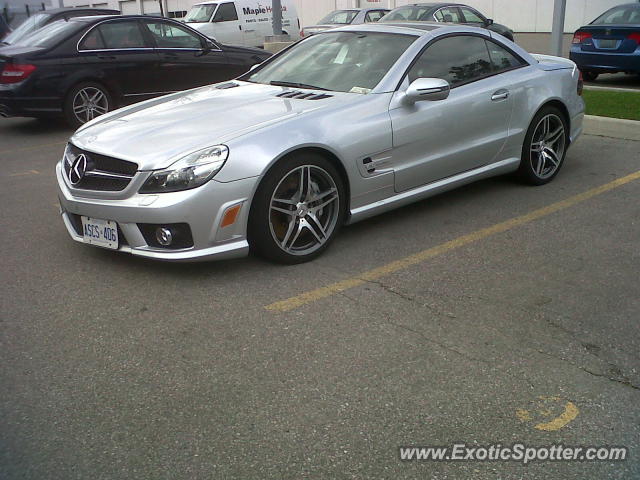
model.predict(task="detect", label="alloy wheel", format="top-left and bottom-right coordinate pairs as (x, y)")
top-left (269, 165), bottom-right (340, 256)
top-left (72, 86), bottom-right (109, 124)
top-left (530, 114), bottom-right (566, 180)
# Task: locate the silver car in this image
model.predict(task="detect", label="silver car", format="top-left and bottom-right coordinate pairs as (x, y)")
top-left (57, 23), bottom-right (585, 264)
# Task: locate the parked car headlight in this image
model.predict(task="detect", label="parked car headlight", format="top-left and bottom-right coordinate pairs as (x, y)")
top-left (139, 145), bottom-right (229, 193)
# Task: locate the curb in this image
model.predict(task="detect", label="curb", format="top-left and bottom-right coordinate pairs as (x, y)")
top-left (584, 85), bottom-right (640, 93)
top-left (583, 115), bottom-right (640, 141)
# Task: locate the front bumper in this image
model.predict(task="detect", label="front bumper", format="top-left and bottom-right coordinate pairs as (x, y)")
top-left (56, 161), bottom-right (258, 262)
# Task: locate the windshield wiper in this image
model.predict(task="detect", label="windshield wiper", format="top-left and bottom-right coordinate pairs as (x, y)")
top-left (270, 81), bottom-right (329, 91)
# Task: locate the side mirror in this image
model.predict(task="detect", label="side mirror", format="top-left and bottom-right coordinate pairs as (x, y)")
top-left (404, 78), bottom-right (450, 103)
top-left (485, 18), bottom-right (494, 26)
top-left (198, 40), bottom-right (218, 56)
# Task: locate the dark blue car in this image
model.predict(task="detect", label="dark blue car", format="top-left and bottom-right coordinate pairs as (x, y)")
top-left (570, 3), bottom-right (640, 81)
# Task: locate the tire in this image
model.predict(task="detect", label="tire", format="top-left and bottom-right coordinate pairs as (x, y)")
top-left (248, 152), bottom-right (346, 264)
top-left (63, 81), bottom-right (112, 128)
top-left (517, 106), bottom-right (569, 186)
top-left (581, 70), bottom-right (598, 82)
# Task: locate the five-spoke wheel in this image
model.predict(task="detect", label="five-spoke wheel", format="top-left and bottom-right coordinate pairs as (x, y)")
top-left (64, 82), bottom-right (111, 128)
top-left (249, 153), bottom-right (345, 264)
top-left (518, 106), bottom-right (568, 185)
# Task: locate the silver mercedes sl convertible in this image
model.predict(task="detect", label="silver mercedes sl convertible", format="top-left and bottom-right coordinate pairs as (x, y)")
top-left (56, 22), bottom-right (584, 264)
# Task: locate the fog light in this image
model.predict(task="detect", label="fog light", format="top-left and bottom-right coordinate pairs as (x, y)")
top-left (156, 227), bottom-right (173, 246)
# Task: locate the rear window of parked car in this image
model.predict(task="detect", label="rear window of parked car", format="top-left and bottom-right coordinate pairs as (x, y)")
top-left (592, 5), bottom-right (640, 25)
top-left (80, 21), bottom-right (147, 50)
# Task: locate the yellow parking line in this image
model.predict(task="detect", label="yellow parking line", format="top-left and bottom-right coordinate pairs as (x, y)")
top-left (8, 169), bottom-right (40, 177)
top-left (0, 141), bottom-right (66, 156)
top-left (266, 170), bottom-right (640, 312)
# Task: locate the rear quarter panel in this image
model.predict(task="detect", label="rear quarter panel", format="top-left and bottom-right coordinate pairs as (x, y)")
top-left (503, 62), bottom-right (584, 162)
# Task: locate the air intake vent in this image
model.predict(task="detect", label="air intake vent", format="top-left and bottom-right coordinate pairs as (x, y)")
top-left (276, 91), bottom-right (333, 100)
top-left (216, 82), bottom-right (239, 89)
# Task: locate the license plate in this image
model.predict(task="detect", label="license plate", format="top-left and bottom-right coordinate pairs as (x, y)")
top-left (81, 216), bottom-right (118, 249)
top-left (599, 39), bottom-right (617, 48)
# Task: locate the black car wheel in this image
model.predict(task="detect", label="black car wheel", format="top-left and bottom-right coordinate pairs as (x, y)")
top-left (64, 82), bottom-right (112, 128)
top-left (581, 70), bottom-right (599, 82)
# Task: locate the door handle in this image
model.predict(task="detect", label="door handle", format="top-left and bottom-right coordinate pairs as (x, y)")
top-left (491, 90), bottom-right (510, 101)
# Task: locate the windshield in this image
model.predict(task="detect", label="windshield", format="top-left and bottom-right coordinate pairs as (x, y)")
top-left (591, 5), bottom-right (640, 25)
top-left (2, 13), bottom-right (48, 45)
top-left (244, 31), bottom-right (416, 93)
top-left (11, 19), bottom-right (81, 47)
top-left (185, 4), bottom-right (217, 23)
top-left (381, 6), bottom-right (432, 22)
top-left (318, 10), bottom-right (358, 25)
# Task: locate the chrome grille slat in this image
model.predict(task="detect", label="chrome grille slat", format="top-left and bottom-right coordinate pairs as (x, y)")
top-left (64, 144), bottom-right (138, 192)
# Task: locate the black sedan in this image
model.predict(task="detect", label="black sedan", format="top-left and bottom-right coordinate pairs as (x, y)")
top-left (1, 7), bottom-right (120, 46)
top-left (380, 3), bottom-right (514, 41)
top-left (0, 15), bottom-right (271, 126)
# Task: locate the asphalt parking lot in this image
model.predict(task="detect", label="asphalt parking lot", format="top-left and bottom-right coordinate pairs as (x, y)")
top-left (1, 118), bottom-right (639, 479)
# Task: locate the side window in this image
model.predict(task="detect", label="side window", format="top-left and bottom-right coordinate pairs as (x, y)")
top-left (144, 21), bottom-right (203, 49)
top-left (365, 10), bottom-right (386, 23)
top-left (96, 21), bottom-right (147, 49)
top-left (79, 27), bottom-right (105, 50)
top-left (212, 2), bottom-right (238, 22)
top-left (408, 35), bottom-right (492, 86)
top-left (460, 7), bottom-right (484, 24)
top-left (486, 40), bottom-right (526, 71)
top-left (433, 7), bottom-right (462, 23)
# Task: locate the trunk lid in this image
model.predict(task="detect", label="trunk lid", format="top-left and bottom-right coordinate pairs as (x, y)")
top-left (575, 25), bottom-right (640, 54)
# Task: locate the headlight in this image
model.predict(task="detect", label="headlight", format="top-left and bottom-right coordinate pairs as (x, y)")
top-left (139, 145), bottom-right (229, 193)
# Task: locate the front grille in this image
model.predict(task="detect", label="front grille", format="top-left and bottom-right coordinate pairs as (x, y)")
top-left (64, 144), bottom-right (138, 192)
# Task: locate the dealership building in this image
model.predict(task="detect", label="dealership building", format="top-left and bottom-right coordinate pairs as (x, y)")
top-left (57, 0), bottom-right (630, 33)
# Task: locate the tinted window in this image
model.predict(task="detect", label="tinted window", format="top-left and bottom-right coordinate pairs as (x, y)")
top-left (460, 7), bottom-right (484, 23)
top-left (97, 21), bottom-right (147, 49)
top-left (383, 6), bottom-right (432, 22)
top-left (144, 21), bottom-right (203, 48)
top-left (592, 6), bottom-right (640, 25)
top-left (212, 3), bottom-right (238, 22)
top-left (408, 35), bottom-right (492, 86)
top-left (365, 10), bottom-right (387, 23)
top-left (434, 7), bottom-right (462, 23)
top-left (2, 12), bottom-right (48, 44)
top-left (10, 19), bottom-right (82, 47)
top-left (486, 40), bottom-right (525, 71)
top-left (79, 27), bottom-right (105, 50)
top-left (318, 10), bottom-right (358, 25)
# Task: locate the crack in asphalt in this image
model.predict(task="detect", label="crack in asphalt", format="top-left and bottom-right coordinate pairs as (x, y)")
top-left (338, 278), bottom-right (639, 393)
top-left (536, 349), bottom-right (640, 391)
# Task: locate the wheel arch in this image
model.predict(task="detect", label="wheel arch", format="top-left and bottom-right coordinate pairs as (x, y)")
top-left (62, 76), bottom-right (120, 107)
top-left (250, 145), bottom-right (352, 221)
top-left (531, 99), bottom-right (571, 141)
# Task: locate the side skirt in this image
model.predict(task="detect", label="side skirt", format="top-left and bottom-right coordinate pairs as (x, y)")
top-left (347, 157), bottom-right (521, 225)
